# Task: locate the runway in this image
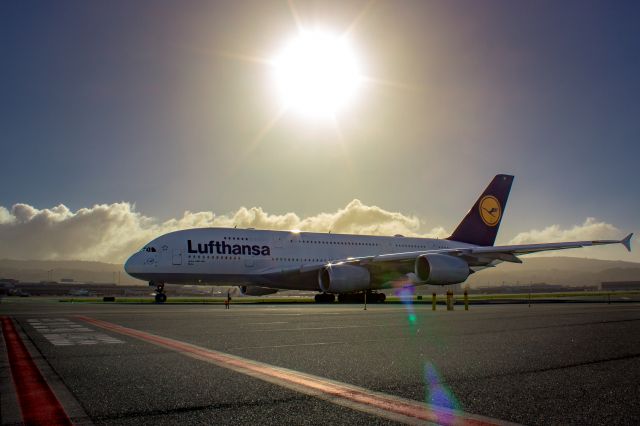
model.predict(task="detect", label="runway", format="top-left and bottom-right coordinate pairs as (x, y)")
top-left (2, 299), bottom-right (639, 425)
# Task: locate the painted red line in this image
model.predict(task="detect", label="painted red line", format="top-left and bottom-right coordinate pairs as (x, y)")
top-left (77, 315), bottom-right (507, 426)
top-left (1, 317), bottom-right (72, 426)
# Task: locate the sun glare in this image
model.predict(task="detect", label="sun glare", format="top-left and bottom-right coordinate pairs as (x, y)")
top-left (272, 31), bottom-right (362, 117)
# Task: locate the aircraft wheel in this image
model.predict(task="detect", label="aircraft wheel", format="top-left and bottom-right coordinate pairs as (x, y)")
top-left (315, 293), bottom-right (334, 303)
top-left (377, 293), bottom-right (386, 303)
top-left (155, 293), bottom-right (167, 304)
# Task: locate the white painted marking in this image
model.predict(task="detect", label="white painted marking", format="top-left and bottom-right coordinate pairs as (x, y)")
top-left (253, 323), bottom-right (391, 332)
top-left (229, 341), bottom-right (346, 350)
top-left (28, 318), bottom-right (124, 346)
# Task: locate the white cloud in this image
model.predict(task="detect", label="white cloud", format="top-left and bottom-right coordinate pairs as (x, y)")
top-left (1, 202), bottom-right (630, 264)
top-left (509, 217), bottom-right (620, 244)
top-left (0, 206), bottom-right (13, 224)
top-left (0, 200), bottom-right (448, 263)
top-left (509, 218), bottom-right (636, 261)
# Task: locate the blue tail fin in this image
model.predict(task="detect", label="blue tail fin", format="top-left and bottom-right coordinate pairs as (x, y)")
top-left (447, 174), bottom-right (514, 246)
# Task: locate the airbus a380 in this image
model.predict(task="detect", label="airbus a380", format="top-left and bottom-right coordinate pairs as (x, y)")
top-left (124, 175), bottom-right (633, 303)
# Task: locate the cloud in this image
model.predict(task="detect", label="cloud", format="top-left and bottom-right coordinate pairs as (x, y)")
top-left (0, 200), bottom-right (448, 263)
top-left (509, 217), bottom-right (620, 244)
top-left (0, 206), bottom-right (13, 224)
top-left (2, 202), bottom-right (629, 264)
top-left (508, 218), bottom-right (636, 261)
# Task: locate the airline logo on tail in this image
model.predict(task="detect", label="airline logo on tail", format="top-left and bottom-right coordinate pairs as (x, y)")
top-left (479, 195), bottom-right (501, 226)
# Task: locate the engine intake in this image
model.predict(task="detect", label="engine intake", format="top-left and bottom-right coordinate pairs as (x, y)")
top-left (239, 285), bottom-right (278, 296)
top-left (415, 254), bottom-right (470, 285)
top-left (318, 265), bottom-right (370, 293)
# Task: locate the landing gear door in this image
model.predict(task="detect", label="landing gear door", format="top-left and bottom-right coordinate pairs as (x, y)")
top-left (172, 249), bottom-right (182, 265)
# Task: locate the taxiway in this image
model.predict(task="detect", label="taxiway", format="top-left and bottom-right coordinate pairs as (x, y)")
top-left (2, 299), bottom-right (639, 425)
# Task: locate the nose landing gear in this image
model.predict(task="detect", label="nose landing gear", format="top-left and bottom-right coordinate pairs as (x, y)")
top-left (150, 281), bottom-right (167, 303)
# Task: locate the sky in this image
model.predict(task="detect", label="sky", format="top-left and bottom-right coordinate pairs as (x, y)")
top-left (1, 0), bottom-right (639, 263)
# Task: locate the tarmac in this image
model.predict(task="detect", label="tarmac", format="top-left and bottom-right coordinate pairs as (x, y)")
top-left (1, 298), bottom-right (639, 425)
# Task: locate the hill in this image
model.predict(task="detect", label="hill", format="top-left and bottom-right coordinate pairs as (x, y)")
top-left (465, 256), bottom-right (640, 287)
top-left (0, 259), bottom-right (140, 285)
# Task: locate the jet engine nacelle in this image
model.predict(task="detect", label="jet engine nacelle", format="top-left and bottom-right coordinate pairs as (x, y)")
top-left (318, 265), bottom-right (370, 293)
top-left (239, 285), bottom-right (278, 296)
top-left (414, 254), bottom-right (470, 285)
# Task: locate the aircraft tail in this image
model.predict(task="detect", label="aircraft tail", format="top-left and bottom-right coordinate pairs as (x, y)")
top-left (447, 174), bottom-right (514, 246)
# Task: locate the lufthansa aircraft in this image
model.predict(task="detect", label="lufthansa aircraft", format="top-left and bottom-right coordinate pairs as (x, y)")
top-left (124, 175), bottom-right (633, 303)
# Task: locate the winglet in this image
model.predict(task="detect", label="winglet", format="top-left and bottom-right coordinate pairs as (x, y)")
top-left (621, 233), bottom-right (633, 252)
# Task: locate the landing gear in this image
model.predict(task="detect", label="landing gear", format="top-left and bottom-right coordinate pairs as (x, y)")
top-left (150, 281), bottom-right (167, 303)
top-left (314, 293), bottom-right (335, 303)
top-left (337, 291), bottom-right (386, 303)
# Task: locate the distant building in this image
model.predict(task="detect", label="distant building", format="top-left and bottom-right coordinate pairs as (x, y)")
top-left (471, 283), bottom-right (588, 294)
top-left (60, 278), bottom-right (75, 283)
top-left (0, 282), bottom-right (16, 296)
top-left (601, 281), bottom-right (640, 291)
top-left (0, 279), bottom-right (18, 296)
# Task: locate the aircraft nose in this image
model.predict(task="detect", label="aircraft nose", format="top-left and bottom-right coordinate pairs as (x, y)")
top-left (124, 253), bottom-right (138, 276)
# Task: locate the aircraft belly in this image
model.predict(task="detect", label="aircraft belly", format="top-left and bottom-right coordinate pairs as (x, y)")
top-left (262, 270), bottom-right (319, 291)
top-left (134, 271), bottom-right (271, 286)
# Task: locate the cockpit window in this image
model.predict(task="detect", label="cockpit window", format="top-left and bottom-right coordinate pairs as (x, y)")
top-left (141, 247), bottom-right (157, 252)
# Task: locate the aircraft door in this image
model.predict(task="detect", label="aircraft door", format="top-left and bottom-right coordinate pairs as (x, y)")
top-left (172, 249), bottom-right (182, 265)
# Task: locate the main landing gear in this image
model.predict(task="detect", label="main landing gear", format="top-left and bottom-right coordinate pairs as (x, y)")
top-left (314, 291), bottom-right (387, 303)
top-left (314, 293), bottom-right (335, 303)
top-left (338, 291), bottom-right (386, 303)
top-left (150, 281), bottom-right (167, 303)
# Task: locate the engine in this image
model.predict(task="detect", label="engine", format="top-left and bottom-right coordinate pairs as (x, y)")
top-left (318, 265), bottom-right (370, 293)
top-left (414, 254), bottom-right (470, 285)
top-left (239, 285), bottom-right (278, 296)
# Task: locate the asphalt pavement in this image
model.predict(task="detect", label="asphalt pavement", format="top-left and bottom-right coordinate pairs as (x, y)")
top-left (2, 298), bottom-right (639, 425)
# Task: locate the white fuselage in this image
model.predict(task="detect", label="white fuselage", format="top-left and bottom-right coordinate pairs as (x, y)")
top-left (123, 175), bottom-right (632, 295)
top-left (124, 228), bottom-right (474, 291)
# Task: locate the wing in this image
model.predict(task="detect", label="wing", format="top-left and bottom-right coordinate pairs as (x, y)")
top-left (259, 233), bottom-right (633, 277)
top-left (339, 233), bottom-right (633, 268)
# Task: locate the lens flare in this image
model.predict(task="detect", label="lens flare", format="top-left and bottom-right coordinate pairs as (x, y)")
top-left (394, 282), bottom-right (417, 329)
top-left (424, 363), bottom-right (460, 411)
top-left (392, 278), bottom-right (461, 411)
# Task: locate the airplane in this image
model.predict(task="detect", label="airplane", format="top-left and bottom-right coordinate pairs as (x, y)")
top-left (124, 175), bottom-right (633, 303)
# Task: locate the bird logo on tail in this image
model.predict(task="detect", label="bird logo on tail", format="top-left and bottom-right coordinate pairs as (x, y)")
top-left (479, 195), bottom-right (501, 226)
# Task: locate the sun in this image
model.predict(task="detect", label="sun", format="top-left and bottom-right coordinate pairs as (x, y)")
top-left (272, 31), bottom-right (362, 117)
